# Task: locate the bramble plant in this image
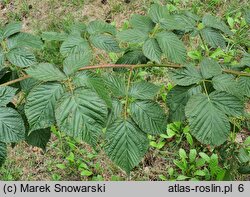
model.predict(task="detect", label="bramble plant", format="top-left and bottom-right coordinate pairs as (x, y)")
top-left (0, 4), bottom-right (249, 175)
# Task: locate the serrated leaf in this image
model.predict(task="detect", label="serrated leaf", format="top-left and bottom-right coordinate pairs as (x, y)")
top-left (201, 27), bottom-right (226, 48)
top-left (238, 166), bottom-right (250, 174)
top-left (130, 100), bottom-right (167, 135)
top-left (200, 58), bottom-right (222, 79)
top-left (210, 91), bottom-right (244, 117)
top-left (167, 85), bottom-right (202, 122)
top-left (63, 51), bottom-right (92, 76)
top-left (116, 49), bottom-right (148, 64)
top-left (0, 86), bottom-right (17, 106)
top-left (238, 148), bottom-right (250, 163)
top-left (25, 83), bottom-right (64, 131)
top-left (105, 75), bottom-right (126, 97)
top-left (160, 14), bottom-right (196, 32)
top-left (3, 22), bottom-right (22, 38)
top-left (0, 142), bottom-right (7, 167)
top-left (70, 23), bottom-right (86, 35)
top-left (105, 118), bottom-right (149, 174)
top-left (130, 14), bottom-right (155, 32)
top-left (202, 14), bottom-right (233, 35)
top-left (87, 20), bottom-right (116, 35)
top-left (183, 11), bottom-right (200, 22)
top-left (73, 71), bottom-right (112, 108)
top-left (7, 32), bottom-right (43, 50)
top-left (26, 63), bottom-right (66, 81)
top-left (90, 34), bottom-right (121, 53)
top-left (55, 88), bottom-right (108, 146)
top-left (60, 36), bottom-right (90, 56)
top-left (156, 31), bottom-right (187, 64)
top-left (0, 67), bottom-right (9, 80)
top-left (244, 10), bottom-right (250, 25)
top-left (106, 99), bottom-right (123, 126)
top-left (0, 30), bottom-right (3, 42)
top-left (186, 93), bottom-right (230, 146)
top-left (239, 77), bottom-right (250, 97)
top-left (0, 107), bottom-right (25, 143)
top-left (148, 4), bottom-right (169, 23)
top-left (212, 74), bottom-right (243, 98)
top-left (129, 81), bottom-right (160, 100)
top-left (240, 53), bottom-right (250, 67)
top-left (6, 48), bottom-right (36, 67)
top-left (20, 77), bottom-right (39, 94)
top-left (142, 38), bottom-right (162, 63)
top-left (25, 128), bottom-right (51, 151)
top-left (41, 32), bottom-right (68, 41)
top-left (169, 64), bottom-right (202, 86)
top-left (0, 47), bottom-right (5, 67)
top-left (117, 29), bottom-right (148, 43)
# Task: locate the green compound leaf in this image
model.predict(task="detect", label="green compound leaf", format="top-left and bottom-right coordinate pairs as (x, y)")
top-left (0, 86), bottom-right (17, 107)
top-left (7, 32), bottom-right (43, 50)
top-left (90, 34), bottom-right (121, 53)
top-left (156, 31), bottom-right (187, 64)
top-left (25, 83), bottom-right (64, 132)
top-left (200, 58), bottom-right (222, 79)
top-left (60, 36), bottom-right (90, 56)
top-left (0, 142), bottom-right (7, 167)
top-left (129, 81), bottom-right (160, 100)
top-left (210, 91), bottom-right (244, 117)
top-left (148, 4), bottom-right (169, 23)
top-left (25, 128), bottom-right (51, 151)
top-left (202, 14), bottom-right (233, 36)
top-left (130, 100), bottom-right (167, 135)
top-left (142, 38), bottom-right (162, 63)
top-left (169, 64), bottom-right (203, 86)
top-left (6, 48), bottom-right (36, 67)
top-left (185, 93), bottom-right (230, 146)
top-left (117, 29), bottom-right (148, 43)
top-left (26, 63), bottom-right (66, 81)
top-left (55, 88), bottom-right (108, 146)
top-left (73, 71), bottom-right (112, 108)
top-left (2, 22), bottom-right (22, 38)
top-left (212, 74), bottom-right (243, 98)
top-left (130, 14), bottom-right (155, 32)
top-left (201, 27), bottom-right (226, 48)
top-left (0, 107), bottom-right (25, 143)
top-left (105, 118), bottom-right (149, 174)
top-left (167, 85), bottom-right (202, 122)
top-left (87, 20), bottom-right (116, 35)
